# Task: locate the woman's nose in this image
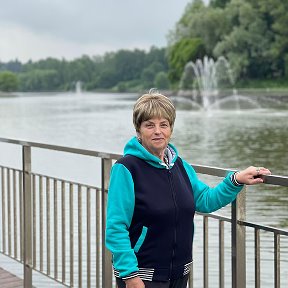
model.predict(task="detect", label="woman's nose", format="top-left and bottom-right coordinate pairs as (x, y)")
top-left (154, 125), bottom-right (161, 134)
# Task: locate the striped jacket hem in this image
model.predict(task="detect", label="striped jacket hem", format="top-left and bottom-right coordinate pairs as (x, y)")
top-left (114, 262), bottom-right (192, 281)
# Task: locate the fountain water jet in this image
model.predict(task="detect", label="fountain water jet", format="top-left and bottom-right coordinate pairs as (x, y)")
top-left (175, 56), bottom-right (288, 111)
top-left (75, 81), bottom-right (82, 94)
top-left (178, 56), bottom-right (241, 110)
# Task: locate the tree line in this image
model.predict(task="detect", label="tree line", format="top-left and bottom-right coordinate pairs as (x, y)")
top-left (1, 0), bottom-right (288, 92)
top-left (168, 0), bottom-right (288, 86)
top-left (0, 47), bottom-right (169, 92)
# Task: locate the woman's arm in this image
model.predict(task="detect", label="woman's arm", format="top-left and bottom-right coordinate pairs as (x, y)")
top-left (105, 163), bottom-right (139, 279)
top-left (182, 160), bottom-right (242, 213)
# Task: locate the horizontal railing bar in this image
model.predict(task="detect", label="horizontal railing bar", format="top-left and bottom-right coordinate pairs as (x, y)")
top-left (1, 164), bottom-right (287, 189)
top-left (239, 221), bottom-right (288, 236)
top-left (263, 174), bottom-right (288, 186)
top-left (197, 212), bottom-right (288, 236)
top-left (0, 137), bottom-right (122, 160)
top-left (192, 164), bottom-right (233, 177)
top-left (0, 166), bottom-right (100, 191)
top-left (192, 164), bottom-right (288, 187)
top-left (0, 166), bottom-right (21, 173)
top-left (30, 172), bottom-right (100, 192)
top-left (0, 138), bottom-right (287, 187)
top-left (1, 137), bottom-right (287, 186)
top-left (196, 212), bottom-right (232, 223)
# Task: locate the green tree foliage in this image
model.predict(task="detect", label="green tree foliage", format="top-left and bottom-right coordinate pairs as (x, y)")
top-left (258, 0), bottom-right (288, 77)
top-left (214, 0), bottom-right (274, 79)
top-left (19, 69), bottom-right (60, 91)
top-left (0, 60), bottom-right (23, 73)
top-left (167, 38), bottom-right (205, 84)
top-left (169, 0), bottom-right (229, 55)
top-left (141, 62), bottom-right (165, 88)
top-left (169, 0), bottom-right (288, 82)
top-left (154, 72), bottom-right (170, 89)
top-left (0, 47), bottom-right (169, 92)
top-left (0, 71), bottom-right (18, 92)
top-left (210, 0), bottom-right (231, 8)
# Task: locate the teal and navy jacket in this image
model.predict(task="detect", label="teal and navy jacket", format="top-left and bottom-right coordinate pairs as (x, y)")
top-left (105, 137), bottom-right (243, 281)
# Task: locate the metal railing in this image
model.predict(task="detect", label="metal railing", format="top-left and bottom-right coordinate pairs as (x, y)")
top-left (0, 137), bottom-right (287, 288)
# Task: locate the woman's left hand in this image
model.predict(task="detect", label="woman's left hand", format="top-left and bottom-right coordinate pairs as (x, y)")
top-left (235, 166), bottom-right (271, 185)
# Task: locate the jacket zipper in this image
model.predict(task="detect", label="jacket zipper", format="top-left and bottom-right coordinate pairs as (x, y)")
top-left (168, 168), bottom-right (178, 280)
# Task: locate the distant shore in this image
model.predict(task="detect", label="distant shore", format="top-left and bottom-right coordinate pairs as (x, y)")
top-left (177, 88), bottom-right (288, 100)
top-left (1, 88), bottom-right (288, 100)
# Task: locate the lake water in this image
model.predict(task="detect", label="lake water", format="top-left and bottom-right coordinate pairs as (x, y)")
top-left (0, 92), bottom-right (287, 287)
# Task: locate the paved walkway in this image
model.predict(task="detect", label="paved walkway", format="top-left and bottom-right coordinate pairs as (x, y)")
top-left (0, 267), bottom-right (24, 288)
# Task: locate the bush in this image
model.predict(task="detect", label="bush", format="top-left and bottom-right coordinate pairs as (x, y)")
top-left (167, 38), bottom-right (206, 84)
top-left (0, 71), bottom-right (18, 92)
top-left (154, 72), bottom-right (170, 89)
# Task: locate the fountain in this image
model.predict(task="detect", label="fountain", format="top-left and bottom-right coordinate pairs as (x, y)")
top-left (177, 56), bottom-right (260, 110)
top-left (75, 81), bottom-right (82, 94)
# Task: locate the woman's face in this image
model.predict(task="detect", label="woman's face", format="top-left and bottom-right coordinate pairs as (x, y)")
top-left (138, 117), bottom-right (172, 160)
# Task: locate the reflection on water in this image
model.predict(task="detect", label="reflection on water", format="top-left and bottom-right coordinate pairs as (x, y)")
top-left (0, 92), bottom-right (287, 287)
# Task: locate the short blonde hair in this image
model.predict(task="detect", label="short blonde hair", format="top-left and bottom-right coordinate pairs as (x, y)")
top-left (133, 91), bottom-right (176, 132)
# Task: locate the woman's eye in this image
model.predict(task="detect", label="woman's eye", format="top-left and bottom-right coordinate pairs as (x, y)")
top-left (161, 124), bottom-right (168, 127)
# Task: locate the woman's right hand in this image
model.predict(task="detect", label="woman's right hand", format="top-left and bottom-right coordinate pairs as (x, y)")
top-left (124, 276), bottom-right (145, 288)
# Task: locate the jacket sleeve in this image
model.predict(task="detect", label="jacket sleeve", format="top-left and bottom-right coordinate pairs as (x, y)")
top-left (182, 160), bottom-right (244, 213)
top-left (105, 163), bottom-right (139, 278)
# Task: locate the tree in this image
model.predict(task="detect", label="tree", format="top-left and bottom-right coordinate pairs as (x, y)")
top-left (210, 0), bottom-right (231, 8)
top-left (169, 0), bottom-right (288, 81)
top-left (214, 0), bottom-right (275, 79)
top-left (0, 71), bottom-right (18, 92)
top-left (154, 72), bottom-right (170, 89)
top-left (0, 60), bottom-right (23, 73)
top-left (141, 62), bottom-right (165, 88)
top-left (167, 38), bottom-right (205, 84)
top-left (168, 0), bottom-right (229, 55)
top-left (18, 69), bottom-right (60, 91)
top-left (258, 0), bottom-right (288, 77)
top-left (1, 47), bottom-right (169, 92)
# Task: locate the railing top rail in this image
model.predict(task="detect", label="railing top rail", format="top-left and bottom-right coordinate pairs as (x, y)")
top-left (192, 164), bottom-right (288, 187)
top-left (0, 137), bottom-right (287, 187)
top-left (0, 137), bottom-right (122, 160)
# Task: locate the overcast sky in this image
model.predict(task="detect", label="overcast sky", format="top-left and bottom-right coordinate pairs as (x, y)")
top-left (0, 0), bottom-right (197, 62)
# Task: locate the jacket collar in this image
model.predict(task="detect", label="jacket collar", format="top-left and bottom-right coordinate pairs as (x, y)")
top-left (124, 137), bottom-right (178, 169)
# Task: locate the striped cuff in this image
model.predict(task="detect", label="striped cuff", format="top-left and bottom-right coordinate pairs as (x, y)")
top-left (230, 171), bottom-right (243, 186)
top-left (122, 271), bottom-right (139, 280)
top-left (114, 270), bottom-right (139, 280)
top-left (114, 267), bottom-right (155, 281)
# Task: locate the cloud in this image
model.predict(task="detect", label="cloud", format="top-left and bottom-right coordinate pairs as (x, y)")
top-left (0, 0), bottom-right (191, 61)
top-left (0, 24), bottom-right (112, 62)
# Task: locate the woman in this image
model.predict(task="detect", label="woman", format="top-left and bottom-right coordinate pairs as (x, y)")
top-left (105, 91), bottom-right (271, 288)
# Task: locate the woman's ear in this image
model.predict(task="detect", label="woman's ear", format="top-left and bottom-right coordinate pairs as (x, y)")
top-left (136, 132), bottom-right (141, 143)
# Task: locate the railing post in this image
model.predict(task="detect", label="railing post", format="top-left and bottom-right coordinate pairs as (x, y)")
top-left (231, 186), bottom-right (246, 288)
top-left (101, 158), bottom-right (113, 288)
top-left (274, 233), bottom-right (280, 288)
top-left (203, 216), bottom-right (208, 288)
top-left (23, 145), bottom-right (33, 287)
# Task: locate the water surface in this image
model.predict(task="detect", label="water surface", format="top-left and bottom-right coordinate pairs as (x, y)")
top-left (0, 92), bottom-right (287, 287)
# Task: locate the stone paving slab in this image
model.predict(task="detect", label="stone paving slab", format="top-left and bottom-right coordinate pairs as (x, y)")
top-left (0, 267), bottom-right (24, 288)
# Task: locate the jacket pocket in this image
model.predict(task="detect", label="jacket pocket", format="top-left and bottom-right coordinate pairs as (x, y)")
top-left (133, 226), bottom-right (148, 253)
